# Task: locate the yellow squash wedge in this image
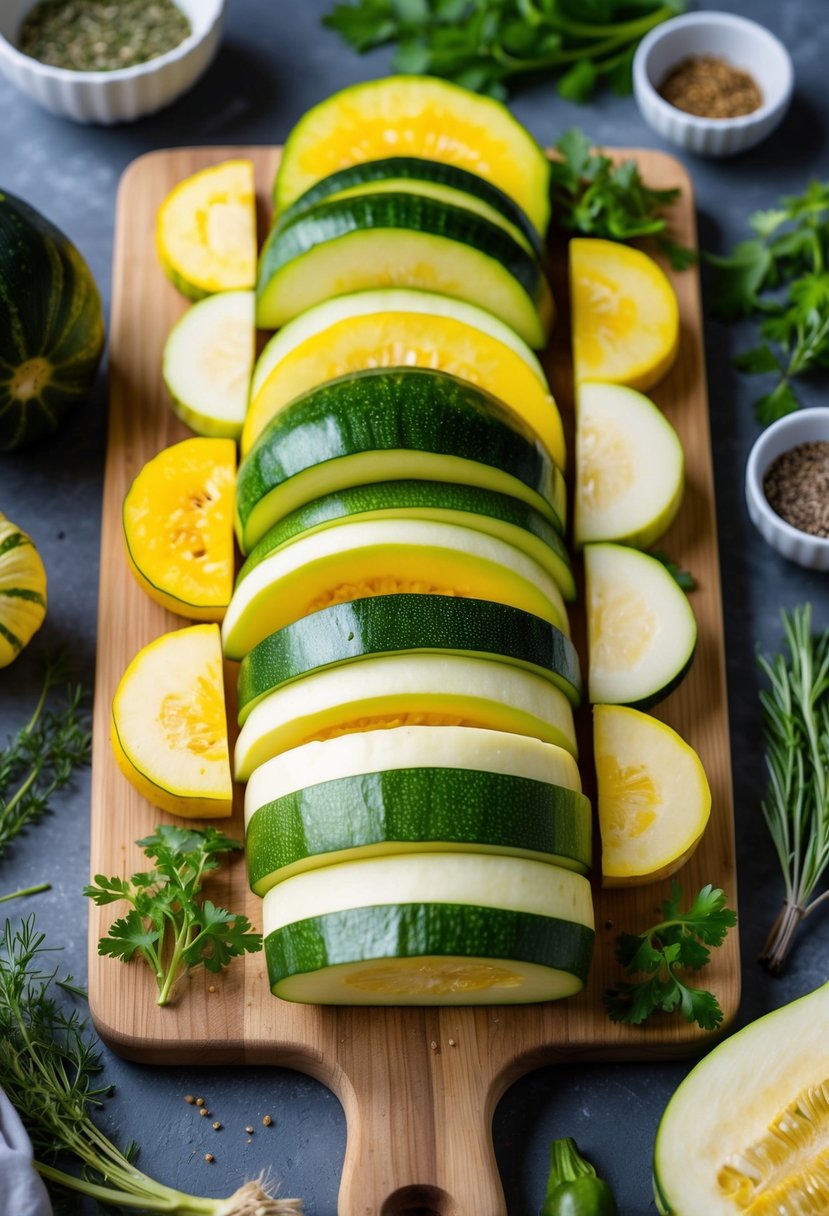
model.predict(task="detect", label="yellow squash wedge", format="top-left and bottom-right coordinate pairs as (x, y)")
top-left (111, 624), bottom-right (233, 818)
top-left (0, 512), bottom-right (47, 668)
top-left (570, 238), bottom-right (679, 391)
top-left (594, 704), bottom-right (710, 886)
top-left (243, 290), bottom-right (565, 467)
top-left (156, 159), bottom-right (257, 300)
top-left (123, 437), bottom-right (236, 622)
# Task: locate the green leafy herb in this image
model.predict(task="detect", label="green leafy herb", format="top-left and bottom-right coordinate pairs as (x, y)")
top-left (0, 882), bottom-right (50, 904)
top-left (757, 605), bottom-right (829, 973)
top-left (0, 656), bottom-right (91, 860)
top-left (322, 0), bottom-right (686, 101)
top-left (604, 882), bottom-right (736, 1030)
top-left (549, 128), bottom-right (694, 269)
top-left (0, 917), bottom-right (301, 1214)
top-left (650, 550), bottom-right (697, 591)
top-left (708, 182), bottom-right (829, 422)
top-left (85, 826), bottom-right (261, 1006)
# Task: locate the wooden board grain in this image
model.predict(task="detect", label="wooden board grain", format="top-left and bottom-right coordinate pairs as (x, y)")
top-left (90, 145), bottom-right (738, 1216)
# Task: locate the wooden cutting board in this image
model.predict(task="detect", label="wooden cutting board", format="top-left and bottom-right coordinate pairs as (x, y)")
top-left (90, 145), bottom-right (738, 1216)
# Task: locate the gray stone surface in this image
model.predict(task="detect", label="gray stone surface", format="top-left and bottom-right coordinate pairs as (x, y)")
top-left (1, 0), bottom-right (828, 1212)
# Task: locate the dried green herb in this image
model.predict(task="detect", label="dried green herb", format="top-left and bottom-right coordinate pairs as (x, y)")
top-left (18, 0), bottom-right (191, 72)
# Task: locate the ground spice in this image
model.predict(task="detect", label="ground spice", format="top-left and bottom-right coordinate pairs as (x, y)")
top-left (659, 55), bottom-right (762, 119)
top-left (18, 0), bottom-right (191, 72)
top-left (763, 442), bottom-right (829, 538)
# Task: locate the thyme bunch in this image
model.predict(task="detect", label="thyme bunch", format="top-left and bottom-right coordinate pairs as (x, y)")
top-left (0, 916), bottom-right (302, 1215)
top-left (757, 605), bottom-right (829, 971)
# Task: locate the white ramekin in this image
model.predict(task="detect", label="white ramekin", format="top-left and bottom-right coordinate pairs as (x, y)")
top-left (633, 11), bottom-right (793, 158)
top-left (745, 409), bottom-right (829, 572)
top-left (0, 0), bottom-right (224, 124)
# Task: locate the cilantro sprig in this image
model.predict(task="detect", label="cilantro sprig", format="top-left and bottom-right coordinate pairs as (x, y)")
top-left (604, 883), bottom-right (737, 1030)
top-left (85, 826), bottom-right (261, 1007)
top-left (322, 0), bottom-right (685, 101)
top-left (550, 128), bottom-right (694, 270)
top-left (708, 181), bottom-right (829, 423)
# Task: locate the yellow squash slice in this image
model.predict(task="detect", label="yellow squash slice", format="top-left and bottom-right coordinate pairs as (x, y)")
top-left (570, 238), bottom-right (679, 391)
top-left (243, 290), bottom-right (565, 467)
top-left (123, 437), bottom-right (236, 622)
top-left (0, 512), bottom-right (47, 668)
top-left (156, 159), bottom-right (257, 300)
top-left (111, 624), bottom-right (233, 818)
top-left (594, 704), bottom-right (710, 885)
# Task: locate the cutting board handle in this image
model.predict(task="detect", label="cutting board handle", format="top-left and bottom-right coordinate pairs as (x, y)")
top-left (336, 1036), bottom-right (507, 1216)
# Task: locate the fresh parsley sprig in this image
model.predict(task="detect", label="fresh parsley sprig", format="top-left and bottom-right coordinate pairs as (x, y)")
top-left (604, 883), bottom-right (737, 1030)
top-left (708, 181), bottom-right (829, 423)
top-left (0, 916), bottom-right (301, 1214)
top-left (0, 655), bottom-right (91, 860)
top-left (322, 0), bottom-right (685, 101)
top-left (85, 826), bottom-right (261, 1006)
top-left (757, 605), bottom-right (829, 973)
top-left (550, 128), bottom-right (694, 270)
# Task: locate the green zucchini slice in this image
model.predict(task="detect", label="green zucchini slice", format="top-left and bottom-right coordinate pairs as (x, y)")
top-left (263, 853), bottom-right (594, 1005)
top-left (237, 594), bottom-right (581, 723)
top-left (235, 366), bottom-right (565, 553)
top-left (256, 194), bottom-right (553, 348)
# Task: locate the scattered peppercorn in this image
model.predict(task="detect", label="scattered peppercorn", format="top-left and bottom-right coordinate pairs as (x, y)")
top-left (659, 55), bottom-right (762, 119)
top-left (262, 1114), bottom-right (273, 1127)
top-left (184, 1095), bottom-right (196, 1105)
top-left (212, 1122), bottom-right (222, 1131)
top-left (199, 1108), bottom-right (210, 1118)
top-left (204, 1153), bottom-right (214, 1164)
top-left (195, 1098), bottom-right (205, 1107)
top-left (763, 442), bottom-right (829, 537)
top-left (245, 1126), bottom-right (254, 1135)
top-left (18, 0), bottom-right (191, 72)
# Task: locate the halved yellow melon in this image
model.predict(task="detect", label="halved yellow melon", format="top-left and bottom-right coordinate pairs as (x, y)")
top-left (274, 77), bottom-right (551, 235)
top-left (570, 238), bottom-right (679, 391)
top-left (156, 160), bottom-right (257, 300)
top-left (594, 704), bottom-right (710, 885)
top-left (111, 624), bottom-right (233, 818)
top-left (123, 437), bottom-right (236, 621)
top-left (243, 290), bottom-right (565, 467)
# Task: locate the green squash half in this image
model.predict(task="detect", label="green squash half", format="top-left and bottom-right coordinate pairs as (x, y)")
top-left (0, 191), bottom-right (105, 451)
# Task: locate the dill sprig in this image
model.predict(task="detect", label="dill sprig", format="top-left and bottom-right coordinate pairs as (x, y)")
top-left (0, 655), bottom-right (91, 859)
top-left (0, 916), bottom-right (303, 1215)
top-left (757, 604), bottom-right (829, 971)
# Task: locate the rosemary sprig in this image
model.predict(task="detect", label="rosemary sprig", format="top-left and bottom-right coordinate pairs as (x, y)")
top-left (0, 655), bottom-right (91, 859)
top-left (0, 916), bottom-right (302, 1215)
top-left (757, 604), bottom-right (829, 971)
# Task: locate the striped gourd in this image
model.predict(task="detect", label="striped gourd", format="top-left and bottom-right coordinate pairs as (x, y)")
top-left (0, 513), bottom-right (47, 667)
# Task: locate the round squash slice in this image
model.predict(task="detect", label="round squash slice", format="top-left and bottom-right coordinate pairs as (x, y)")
top-left (0, 513), bottom-right (47, 668)
top-left (123, 438), bottom-right (236, 621)
top-left (244, 290), bottom-right (565, 467)
top-left (594, 704), bottom-right (711, 886)
top-left (111, 624), bottom-right (233, 818)
top-left (570, 238), bottom-right (679, 391)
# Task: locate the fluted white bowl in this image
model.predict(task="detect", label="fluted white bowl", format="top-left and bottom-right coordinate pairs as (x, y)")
top-left (745, 409), bottom-right (829, 572)
top-left (0, 0), bottom-right (224, 124)
top-left (633, 11), bottom-right (793, 158)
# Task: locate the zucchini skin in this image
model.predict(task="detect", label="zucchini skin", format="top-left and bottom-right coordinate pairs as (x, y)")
top-left (237, 594), bottom-right (581, 720)
top-left (273, 156), bottom-right (543, 257)
top-left (266, 903), bottom-right (595, 992)
top-left (236, 367), bottom-right (564, 541)
top-left (247, 766), bottom-right (592, 893)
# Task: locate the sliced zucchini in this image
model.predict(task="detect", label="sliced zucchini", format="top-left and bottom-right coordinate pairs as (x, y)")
top-left (237, 481), bottom-right (575, 603)
top-left (256, 194), bottom-right (553, 348)
top-left (263, 853), bottom-right (594, 1005)
top-left (234, 652), bottom-right (578, 780)
top-left (236, 366), bottom-right (565, 552)
top-left (245, 289), bottom-right (564, 468)
top-left (585, 543), bottom-right (697, 707)
top-left (237, 594), bottom-right (581, 722)
top-left (247, 766), bottom-right (592, 893)
top-left (575, 382), bottom-right (684, 549)
top-left (274, 76), bottom-right (551, 234)
top-left (274, 157), bottom-right (542, 256)
top-left (222, 517), bottom-right (571, 662)
top-left (162, 290), bottom-right (255, 439)
top-left (245, 726), bottom-right (583, 819)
